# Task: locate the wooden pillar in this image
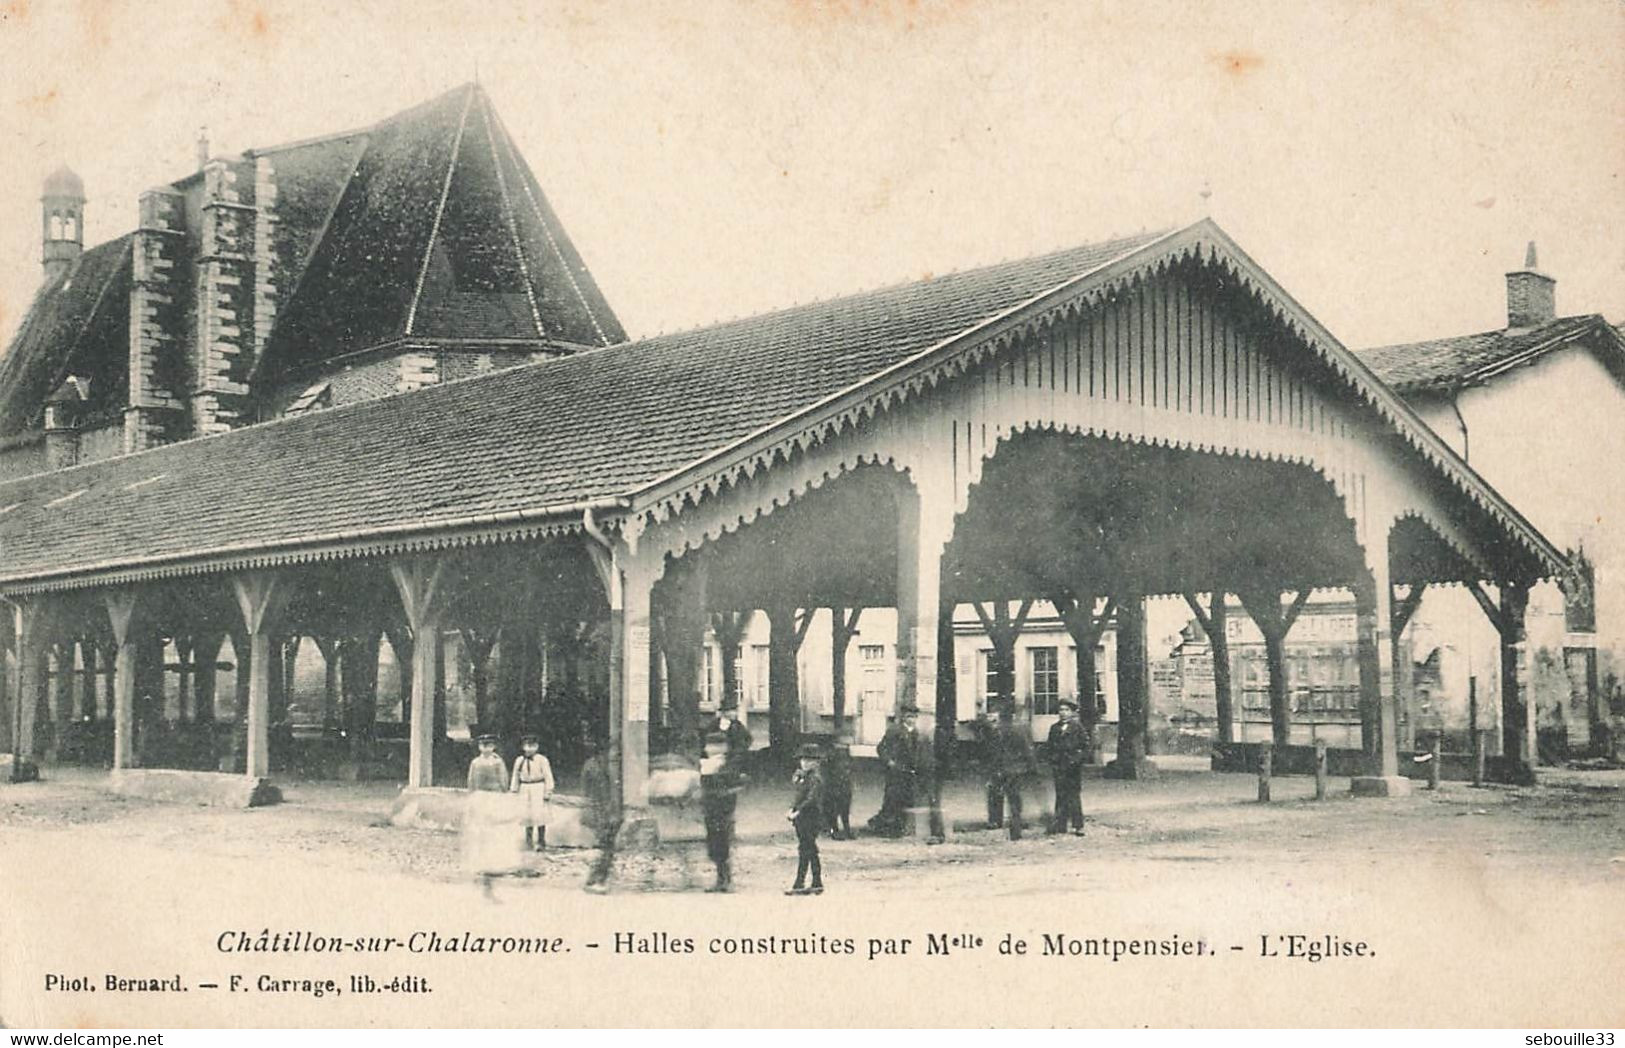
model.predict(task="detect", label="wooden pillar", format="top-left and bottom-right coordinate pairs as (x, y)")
top-left (1498, 581), bottom-right (1534, 784)
top-left (657, 560), bottom-right (707, 738)
top-left (459, 627), bottom-right (498, 733)
top-left (893, 482), bottom-right (947, 729)
top-left (193, 632), bottom-right (223, 725)
top-left (712, 611), bottom-right (747, 712)
top-left (830, 607), bottom-right (862, 732)
top-left (12, 599), bottom-right (55, 774)
top-left (1184, 591), bottom-right (1234, 745)
top-left (935, 595), bottom-right (957, 755)
top-left (390, 558), bottom-right (448, 789)
top-left (0, 616), bottom-right (14, 755)
top-left (1055, 590), bottom-right (1118, 746)
top-left (103, 591), bottom-right (142, 771)
top-left (1238, 587), bottom-right (1310, 750)
top-left (1106, 594), bottom-right (1154, 778)
top-left (585, 529), bottom-right (660, 812)
top-left (972, 600), bottom-right (1034, 713)
top-left (765, 605), bottom-right (811, 757)
top-left (1391, 583), bottom-right (1427, 753)
top-left (1351, 550), bottom-right (1410, 796)
top-left (230, 572), bottom-right (291, 779)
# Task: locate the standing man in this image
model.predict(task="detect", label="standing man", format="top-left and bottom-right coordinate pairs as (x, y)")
top-left (700, 730), bottom-right (745, 892)
top-left (1046, 699), bottom-right (1089, 835)
top-left (867, 704), bottom-right (944, 842)
top-left (989, 705), bottom-right (1038, 840)
top-left (706, 695), bottom-right (753, 761)
top-left (581, 734), bottom-right (621, 894)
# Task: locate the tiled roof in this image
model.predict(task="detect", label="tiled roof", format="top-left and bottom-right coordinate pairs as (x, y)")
top-left (1357, 314), bottom-right (1604, 394)
top-left (0, 230), bottom-right (1167, 586)
top-left (260, 83), bottom-right (625, 380)
top-left (0, 236), bottom-right (133, 436)
top-left (0, 84), bottom-right (626, 431)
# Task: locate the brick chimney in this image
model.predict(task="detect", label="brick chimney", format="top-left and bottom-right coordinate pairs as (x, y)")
top-left (1506, 241), bottom-right (1556, 329)
top-left (44, 376), bottom-right (86, 470)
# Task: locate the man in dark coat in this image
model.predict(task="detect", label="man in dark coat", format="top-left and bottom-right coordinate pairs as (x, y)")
top-left (1046, 699), bottom-right (1089, 835)
top-left (700, 730), bottom-right (746, 892)
top-left (705, 696), bottom-right (753, 761)
top-left (581, 735), bottom-right (621, 893)
top-left (823, 730), bottom-right (855, 839)
top-left (986, 705), bottom-right (1038, 839)
top-left (867, 705), bottom-right (944, 841)
top-left (786, 743), bottom-right (825, 894)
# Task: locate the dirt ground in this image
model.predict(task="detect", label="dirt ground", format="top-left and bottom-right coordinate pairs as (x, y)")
top-left (3, 759), bottom-right (1621, 892)
top-left (2, 760), bottom-right (1621, 1027)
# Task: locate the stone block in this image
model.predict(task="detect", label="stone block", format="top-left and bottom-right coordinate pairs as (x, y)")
top-left (1103, 756), bottom-right (1159, 780)
top-left (0, 755), bottom-right (41, 783)
top-left (110, 769), bottom-right (280, 807)
top-left (387, 788), bottom-right (598, 848)
top-left (1349, 775), bottom-right (1413, 798)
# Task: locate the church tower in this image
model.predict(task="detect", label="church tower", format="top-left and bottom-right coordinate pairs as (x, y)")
top-left (41, 165), bottom-right (85, 285)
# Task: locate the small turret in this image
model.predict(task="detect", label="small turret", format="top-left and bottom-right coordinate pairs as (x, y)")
top-left (41, 164), bottom-right (85, 286)
top-left (1505, 241), bottom-right (1556, 330)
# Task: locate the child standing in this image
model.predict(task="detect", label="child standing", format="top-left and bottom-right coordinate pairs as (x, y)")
top-left (786, 743), bottom-right (825, 895)
top-left (510, 734), bottom-right (555, 851)
top-left (463, 734), bottom-right (520, 895)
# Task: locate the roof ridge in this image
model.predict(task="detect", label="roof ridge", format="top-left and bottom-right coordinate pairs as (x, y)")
top-left (1360, 313), bottom-right (1598, 354)
top-left (630, 228), bottom-right (1175, 346)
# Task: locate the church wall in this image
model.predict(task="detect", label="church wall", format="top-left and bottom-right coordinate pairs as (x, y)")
top-left (0, 439), bottom-right (44, 482)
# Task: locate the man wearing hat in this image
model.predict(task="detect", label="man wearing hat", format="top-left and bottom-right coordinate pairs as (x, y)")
top-left (510, 733), bottom-right (555, 851)
top-left (986, 704), bottom-right (1039, 840)
top-left (706, 694), bottom-right (753, 762)
top-left (786, 742), bottom-right (826, 894)
top-left (1046, 699), bottom-right (1089, 835)
top-left (700, 730), bottom-right (746, 892)
top-left (868, 704), bottom-right (944, 841)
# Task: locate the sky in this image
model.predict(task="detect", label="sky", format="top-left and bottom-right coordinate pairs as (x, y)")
top-left (0, 0), bottom-right (1620, 354)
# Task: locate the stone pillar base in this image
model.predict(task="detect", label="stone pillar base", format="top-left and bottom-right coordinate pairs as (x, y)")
top-left (1103, 757), bottom-right (1158, 780)
top-left (2, 755), bottom-right (41, 783)
top-left (1350, 775), bottom-right (1413, 798)
top-left (111, 768), bottom-right (280, 807)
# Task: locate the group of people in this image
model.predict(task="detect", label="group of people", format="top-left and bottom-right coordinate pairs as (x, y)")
top-left (462, 732), bottom-right (558, 892)
top-left (980, 697), bottom-right (1091, 839)
top-left (462, 693), bottom-right (1097, 897)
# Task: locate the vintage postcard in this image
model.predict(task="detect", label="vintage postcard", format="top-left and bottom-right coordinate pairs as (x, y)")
top-left (0, 0), bottom-right (1621, 1030)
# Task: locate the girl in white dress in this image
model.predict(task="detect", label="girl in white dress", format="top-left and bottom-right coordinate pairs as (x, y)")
top-left (510, 734), bottom-right (555, 851)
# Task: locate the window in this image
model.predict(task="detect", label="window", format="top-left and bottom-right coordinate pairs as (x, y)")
top-left (703, 646), bottom-right (717, 706)
top-left (1030, 647), bottom-right (1059, 715)
top-left (978, 650), bottom-right (998, 709)
top-left (859, 645), bottom-right (888, 709)
top-left (49, 214), bottom-right (62, 240)
top-left (63, 215), bottom-right (76, 241)
top-left (749, 644), bottom-right (769, 708)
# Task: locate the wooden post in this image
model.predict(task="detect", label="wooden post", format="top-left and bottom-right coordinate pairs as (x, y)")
top-left (765, 604), bottom-right (809, 758)
top-left (103, 590), bottom-right (143, 771)
top-left (11, 599), bottom-right (54, 779)
top-left (1469, 677), bottom-right (1488, 788)
top-left (1106, 595), bottom-right (1154, 779)
top-left (1427, 732), bottom-right (1442, 790)
top-left (830, 607), bottom-right (862, 733)
top-left (1468, 579), bottom-right (1534, 784)
top-left (1257, 742), bottom-right (1273, 802)
top-left (231, 572), bottom-right (291, 780)
top-left (1351, 557), bottom-right (1410, 796)
top-left (971, 600), bottom-right (1034, 713)
top-left (390, 558), bottom-right (447, 789)
top-left (1314, 737), bottom-right (1328, 800)
top-left (1238, 587), bottom-right (1310, 750)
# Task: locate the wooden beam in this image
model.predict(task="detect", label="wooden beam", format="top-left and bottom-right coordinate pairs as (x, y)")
top-left (1465, 580), bottom-right (1506, 635)
top-left (1391, 582), bottom-right (1428, 636)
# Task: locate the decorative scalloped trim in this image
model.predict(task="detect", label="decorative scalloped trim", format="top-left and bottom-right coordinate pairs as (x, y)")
top-left (644, 240), bottom-right (1559, 578)
top-left (2, 517), bottom-right (587, 596)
